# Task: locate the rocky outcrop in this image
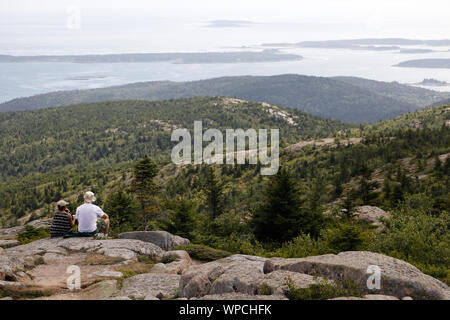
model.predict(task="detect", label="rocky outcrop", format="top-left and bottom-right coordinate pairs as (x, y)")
top-left (179, 255), bottom-right (323, 299)
top-left (118, 231), bottom-right (190, 250)
top-left (120, 273), bottom-right (180, 299)
top-left (2, 233), bottom-right (448, 301)
top-left (6, 237), bottom-right (164, 261)
top-left (352, 206), bottom-right (390, 227)
top-left (330, 295), bottom-right (400, 300)
top-left (194, 293), bottom-right (288, 300)
top-left (0, 219), bottom-right (52, 240)
top-left (0, 240), bottom-right (19, 249)
top-left (264, 251), bottom-right (449, 300)
top-left (152, 250), bottom-right (193, 274)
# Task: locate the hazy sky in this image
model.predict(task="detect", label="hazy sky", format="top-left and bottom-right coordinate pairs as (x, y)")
top-left (1, 0), bottom-right (449, 54)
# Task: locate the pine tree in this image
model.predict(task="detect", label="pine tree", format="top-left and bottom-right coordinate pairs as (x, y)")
top-left (131, 155), bottom-right (159, 229)
top-left (358, 176), bottom-right (378, 205)
top-left (251, 167), bottom-right (322, 243)
top-left (166, 198), bottom-right (196, 238)
top-left (104, 190), bottom-right (139, 234)
top-left (204, 166), bottom-right (224, 219)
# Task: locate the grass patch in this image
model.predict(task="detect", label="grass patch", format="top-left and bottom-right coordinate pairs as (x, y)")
top-left (175, 244), bottom-right (231, 262)
top-left (116, 262), bottom-right (156, 278)
top-left (17, 226), bottom-right (50, 245)
top-left (0, 286), bottom-right (54, 300)
top-left (283, 277), bottom-right (362, 300)
top-left (137, 255), bottom-right (157, 264)
top-left (160, 255), bottom-right (177, 264)
top-left (257, 283), bottom-right (274, 295)
top-left (82, 253), bottom-right (126, 266)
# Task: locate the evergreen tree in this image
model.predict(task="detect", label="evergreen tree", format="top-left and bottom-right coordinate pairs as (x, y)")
top-left (131, 155), bottom-right (159, 229)
top-left (204, 166), bottom-right (224, 219)
top-left (165, 198), bottom-right (196, 239)
top-left (104, 190), bottom-right (139, 234)
top-left (358, 176), bottom-right (378, 205)
top-left (251, 167), bottom-right (322, 243)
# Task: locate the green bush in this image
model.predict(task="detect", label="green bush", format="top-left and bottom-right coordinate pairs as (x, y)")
top-left (17, 226), bottom-right (50, 245)
top-left (271, 234), bottom-right (332, 258)
top-left (284, 277), bottom-right (362, 300)
top-left (175, 244), bottom-right (231, 261)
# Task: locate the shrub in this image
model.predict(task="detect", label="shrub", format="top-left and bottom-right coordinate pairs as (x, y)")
top-left (17, 226), bottom-right (49, 245)
top-left (324, 224), bottom-right (366, 252)
top-left (284, 277), bottom-right (362, 300)
top-left (160, 255), bottom-right (177, 264)
top-left (175, 244), bottom-right (231, 261)
top-left (271, 234), bottom-right (332, 258)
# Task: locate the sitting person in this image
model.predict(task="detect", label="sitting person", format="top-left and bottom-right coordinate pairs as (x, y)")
top-left (64, 191), bottom-right (110, 238)
top-left (50, 200), bottom-right (75, 238)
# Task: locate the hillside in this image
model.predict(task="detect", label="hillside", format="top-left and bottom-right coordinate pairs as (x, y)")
top-left (1, 102), bottom-right (448, 287)
top-left (2, 75), bottom-right (448, 123)
top-left (333, 76), bottom-right (449, 107)
top-left (367, 104), bottom-right (450, 133)
top-left (0, 96), bottom-right (354, 182)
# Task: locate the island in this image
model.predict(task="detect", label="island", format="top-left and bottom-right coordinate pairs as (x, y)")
top-left (0, 50), bottom-right (302, 64)
top-left (394, 59), bottom-right (450, 69)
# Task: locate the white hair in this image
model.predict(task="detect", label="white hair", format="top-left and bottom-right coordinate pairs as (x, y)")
top-left (84, 191), bottom-right (96, 203)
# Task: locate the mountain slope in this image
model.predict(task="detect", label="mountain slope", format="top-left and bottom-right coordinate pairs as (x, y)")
top-left (367, 104), bottom-right (450, 133)
top-left (0, 96), bottom-right (354, 181)
top-left (333, 76), bottom-right (449, 107)
top-left (2, 75), bottom-right (448, 123)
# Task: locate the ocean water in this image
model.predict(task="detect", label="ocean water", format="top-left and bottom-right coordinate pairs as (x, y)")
top-left (1, 46), bottom-right (450, 103)
top-left (1, 13), bottom-right (449, 103)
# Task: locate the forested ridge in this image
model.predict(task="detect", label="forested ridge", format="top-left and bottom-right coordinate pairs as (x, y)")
top-left (0, 96), bottom-right (353, 180)
top-left (2, 74), bottom-right (448, 123)
top-left (0, 98), bottom-right (448, 284)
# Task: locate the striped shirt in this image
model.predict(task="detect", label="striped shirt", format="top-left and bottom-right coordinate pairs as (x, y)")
top-left (50, 212), bottom-right (72, 237)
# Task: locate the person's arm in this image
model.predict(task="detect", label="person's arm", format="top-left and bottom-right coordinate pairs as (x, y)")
top-left (102, 213), bottom-right (110, 235)
top-left (66, 212), bottom-right (75, 228)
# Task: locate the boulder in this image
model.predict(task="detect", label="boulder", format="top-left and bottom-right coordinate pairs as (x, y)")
top-left (105, 296), bottom-right (132, 300)
top-left (0, 240), bottom-right (19, 249)
top-left (329, 294), bottom-right (399, 300)
top-left (363, 294), bottom-right (399, 300)
top-left (88, 270), bottom-right (123, 279)
top-left (82, 280), bottom-right (119, 300)
top-left (157, 250), bottom-right (193, 274)
top-left (8, 238), bottom-right (164, 262)
top-left (352, 206), bottom-right (390, 227)
top-left (264, 251), bottom-right (450, 300)
top-left (195, 293), bottom-right (288, 300)
top-left (120, 273), bottom-right (181, 299)
top-left (179, 255), bottom-right (319, 299)
top-left (163, 250), bottom-right (191, 262)
top-left (118, 231), bottom-right (190, 251)
top-left (36, 280), bottom-right (119, 300)
top-left (179, 255), bottom-right (266, 298)
top-left (0, 255), bottom-right (26, 281)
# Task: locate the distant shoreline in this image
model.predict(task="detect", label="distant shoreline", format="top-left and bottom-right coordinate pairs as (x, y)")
top-left (394, 59), bottom-right (450, 69)
top-left (0, 50), bottom-right (302, 64)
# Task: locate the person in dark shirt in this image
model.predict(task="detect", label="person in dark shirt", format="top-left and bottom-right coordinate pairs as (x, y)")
top-left (50, 200), bottom-right (75, 238)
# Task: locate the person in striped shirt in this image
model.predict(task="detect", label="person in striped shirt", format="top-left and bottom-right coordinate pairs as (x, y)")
top-left (50, 200), bottom-right (75, 238)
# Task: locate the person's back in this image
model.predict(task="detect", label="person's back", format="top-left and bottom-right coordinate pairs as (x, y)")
top-left (75, 203), bottom-right (105, 233)
top-left (50, 200), bottom-right (74, 237)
